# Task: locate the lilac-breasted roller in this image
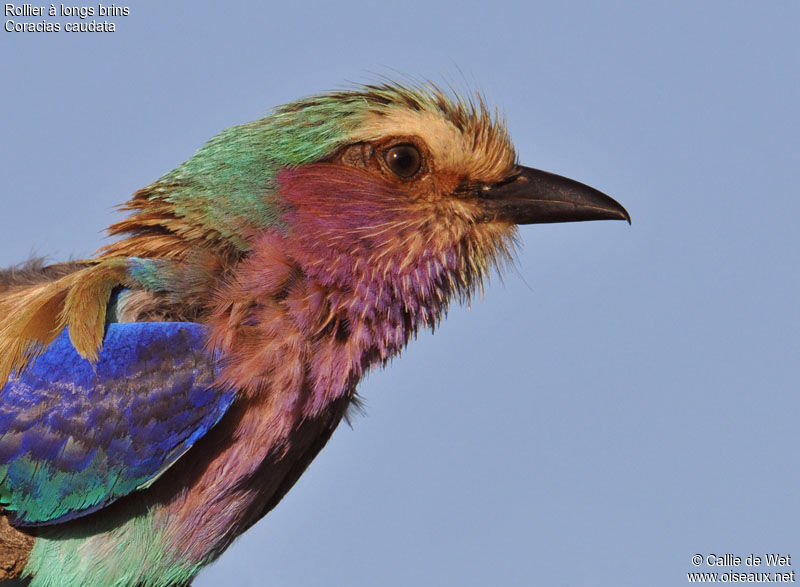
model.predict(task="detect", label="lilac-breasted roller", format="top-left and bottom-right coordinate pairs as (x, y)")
top-left (0, 83), bottom-right (629, 585)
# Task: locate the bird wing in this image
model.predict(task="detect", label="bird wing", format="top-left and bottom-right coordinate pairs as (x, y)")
top-left (0, 321), bottom-right (235, 526)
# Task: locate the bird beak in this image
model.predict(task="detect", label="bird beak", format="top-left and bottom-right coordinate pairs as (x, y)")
top-left (478, 165), bottom-right (630, 225)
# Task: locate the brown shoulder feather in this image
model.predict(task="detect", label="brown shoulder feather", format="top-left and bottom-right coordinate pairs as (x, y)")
top-left (0, 259), bottom-right (128, 386)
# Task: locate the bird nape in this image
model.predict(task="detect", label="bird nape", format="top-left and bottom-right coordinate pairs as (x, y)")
top-left (0, 82), bottom-right (629, 586)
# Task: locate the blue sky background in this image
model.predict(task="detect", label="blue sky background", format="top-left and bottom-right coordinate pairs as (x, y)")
top-left (2, 2), bottom-right (798, 585)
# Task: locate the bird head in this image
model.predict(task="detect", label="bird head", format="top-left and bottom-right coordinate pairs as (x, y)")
top-left (108, 83), bottom-right (628, 305)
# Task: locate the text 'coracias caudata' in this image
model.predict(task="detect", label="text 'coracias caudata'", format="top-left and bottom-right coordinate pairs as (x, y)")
top-left (0, 83), bottom-right (629, 586)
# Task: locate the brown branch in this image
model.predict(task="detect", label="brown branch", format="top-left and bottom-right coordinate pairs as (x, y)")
top-left (0, 515), bottom-right (33, 581)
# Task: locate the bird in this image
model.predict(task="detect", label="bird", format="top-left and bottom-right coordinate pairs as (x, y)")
top-left (0, 82), bottom-right (629, 586)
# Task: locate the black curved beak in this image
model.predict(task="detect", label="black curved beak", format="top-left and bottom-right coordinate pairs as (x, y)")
top-left (479, 165), bottom-right (630, 225)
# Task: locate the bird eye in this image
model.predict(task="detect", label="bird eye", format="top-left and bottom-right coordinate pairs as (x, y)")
top-left (384, 144), bottom-right (421, 179)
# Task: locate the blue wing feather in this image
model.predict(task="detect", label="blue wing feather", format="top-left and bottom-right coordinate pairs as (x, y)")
top-left (0, 322), bottom-right (235, 526)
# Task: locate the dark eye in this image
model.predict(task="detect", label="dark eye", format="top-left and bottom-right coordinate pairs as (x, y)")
top-left (384, 144), bottom-right (421, 179)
